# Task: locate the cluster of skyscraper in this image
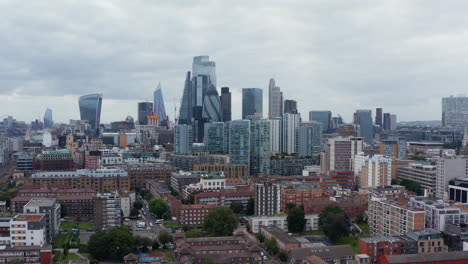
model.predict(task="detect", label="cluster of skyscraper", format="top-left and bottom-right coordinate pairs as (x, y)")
top-left (137, 83), bottom-right (169, 127)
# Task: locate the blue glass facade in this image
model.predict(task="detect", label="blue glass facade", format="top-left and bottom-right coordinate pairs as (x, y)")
top-left (79, 93), bottom-right (102, 134)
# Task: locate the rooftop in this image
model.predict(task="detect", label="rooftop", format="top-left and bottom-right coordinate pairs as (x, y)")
top-left (14, 214), bottom-right (45, 222)
top-left (361, 236), bottom-right (400, 243)
top-left (383, 251), bottom-right (468, 263)
top-left (24, 198), bottom-right (57, 207)
top-left (260, 226), bottom-right (300, 244)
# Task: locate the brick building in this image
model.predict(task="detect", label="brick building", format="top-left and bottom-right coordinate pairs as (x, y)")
top-left (195, 188), bottom-right (254, 211)
top-left (0, 245), bottom-right (53, 264)
top-left (167, 195), bottom-right (216, 227)
top-left (279, 182), bottom-right (324, 210)
top-left (379, 251), bottom-right (468, 264)
top-left (34, 150), bottom-right (73, 171)
top-left (304, 193), bottom-right (368, 219)
top-left (123, 163), bottom-right (174, 188)
top-left (260, 226), bottom-right (301, 252)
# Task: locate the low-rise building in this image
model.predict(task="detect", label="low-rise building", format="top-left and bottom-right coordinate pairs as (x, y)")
top-left (23, 198), bottom-right (60, 243)
top-left (248, 214), bottom-right (319, 233)
top-left (397, 164), bottom-right (437, 195)
top-left (260, 226), bottom-right (301, 252)
top-left (193, 164), bottom-right (248, 180)
top-left (410, 197), bottom-right (468, 231)
top-left (279, 182), bottom-right (323, 210)
top-left (195, 188), bottom-right (254, 211)
top-left (288, 245), bottom-right (355, 264)
top-left (379, 251), bottom-right (468, 264)
top-left (10, 214), bottom-right (46, 247)
top-left (0, 245), bottom-right (53, 264)
top-left (167, 195), bottom-right (216, 227)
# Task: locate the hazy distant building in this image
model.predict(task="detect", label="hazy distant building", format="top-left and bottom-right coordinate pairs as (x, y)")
top-left (298, 121), bottom-right (322, 157)
top-left (242, 88), bottom-right (263, 119)
top-left (175, 124), bottom-right (193, 154)
top-left (332, 116), bottom-right (343, 129)
top-left (79, 93), bottom-right (102, 134)
top-left (250, 119), bottom-right (271, 176)
top-left (153, 82), bottom-right (168, 127)
top-left (268, 78), bottom-right (283, 119)
top-left (269, 118), bottom-right (281, 153)
top-left (354, 110), bottom-right (374, 144)
top-left (284, 99), bottom-right (298, 114)
top-left (309, 111), bottom-right (331, 131)
top-left (390, 114), bottom-right (397, 130)
top-left (43, 108), bottom-right (53, 128)
top-left (192, 55), bottom-right (216, 87)
top-left (383, 113), bottom-right (391, 130)
top-left (179, 71), bottom-right (192, 125)
top-left (220, 87), bottom-right (231, 122)
top-left (192, 74), bottom-right (211, 142)
top-left (442, 96), bottom-right (468, 127)
top-left (282, 113), bottom-right (300, 154)
top-left (375, 108), bottom-right (383, 127)
top-left (138, 102), bottom-right (153, 125)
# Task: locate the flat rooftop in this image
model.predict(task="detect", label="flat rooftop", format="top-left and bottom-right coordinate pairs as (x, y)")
top-left (25, 198), bottom-right (57, 207)
top-left (14, 214), bottom-right (45, 222)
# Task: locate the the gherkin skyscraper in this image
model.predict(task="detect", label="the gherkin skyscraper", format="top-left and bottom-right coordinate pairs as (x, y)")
top-left (202, 84), bottom-right (222, 122)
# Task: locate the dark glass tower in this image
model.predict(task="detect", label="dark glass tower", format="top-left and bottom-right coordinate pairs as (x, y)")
top-left (220, 87), bottom-right (231, 122)
top-left (375, 108), bottom-right (383, 127)
top-left (202, 84), bottom-right (222, 122)
top-left (79, 93), bottom-right (103, 135)
top-left (138, 102), bottom-right (153, 125)
top-left (179, 71), bottom-right (192, 125)
top-left (153, 82), bottom-right (167, 127)
top-left (242, 88), bottom-right (263, 119)
top-left (284, 99), bottom-right (298, 114)
top-left (354, 109), bottom-right (374, 144)
top-left (43, 108), bottom-right (53, 128)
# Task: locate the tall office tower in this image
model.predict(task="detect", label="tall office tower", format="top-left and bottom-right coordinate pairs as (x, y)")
top-left (153, 82), bottom-right (168, 127)
top-left (79, 93), bottom-right (103, 135)
top-left (442, 96), bottom-right (468, 127)
top-left (242, 88), bottom-right (263, 119)
top-left (298, 121), bottom-right (322, 158)
top-left (383, 113), bottom-right (391, 130)
top-left (268, 78), bottom-right (283, 119)
top-left (175, 124), bottom-right (193, 153)
top-left (204, 122), bottom-right (224, 154)
top-left (375, 108), bottom-right (383, 127)
top-left (202, 84), bottom-right (222, 122)
top-left (227, 120), bottom-right (251, 171)
top-left (179, 71), bottom-right (192, 125)
top-left (137, 102), bottom-right (153, 125)
top-left (192, 74), bottom-right (211, 142)
top-left (284, 99), bottom-right (298, 114)
top-left (390, 114), bottom-right (397, 131)
top-left (332, 116), bottom-right (343, 129)
top-left (322, 137), bottom-right (364, 173)
top-left (282, 113), bottom-right (300, 154)
top-left (250, 119), bottom-right (271, 176)
top-left (255, 182), bottom-right (281, 216)
top-left (220, 87), bottom-right (232, 122)
top-left (192, 55), bottom-right (216, 87)
top-left (354, 153), bottom-right (392, 188)
top-left (353, 110), bottom-right (374, 144)
top-left (309, 111), bottom-right (332, 131)
top-left (435, 155), bottom-right (468, 199)
top-left (43, 108), bottom-right (53, 128)
top-left (269, 118), bottom-right (281, 153)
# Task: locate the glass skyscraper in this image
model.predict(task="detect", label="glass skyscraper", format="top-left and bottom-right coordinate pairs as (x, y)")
top-left (79, 93), bottom-right (102, 134)
top-left (250, 119), bottom-right (271, 176)
top-left (227, 120), bottom-right (251, 172)
top-left (282, 113), bottom-right (300, 154)
top-left (175, 124), bottom-right (193, 153)
top-left (354, 109), bottom-right (374, 144)
top-left (298, 121), bottom-right (322, 157)
top-left (153, 82), bottom-right (167, 127)
top-left (242, 88), bottom-right (263, 119)
top-left (192, 56), bottom-right (216, 87)
top-left (179, 71), bottom-right (192, 125)
top-left (204, 122), bottom-right (224, 154)
top-left (442, 96), bottom-right (468, 127)
top-left (202, 84), bottom-right (222, 122)
top-left (43, 108), bottom-right (53, 128)
top-left (268, 78), bottom-right (283, 119)
top-left (309, 111), bottom-right (332, 131)
top-left (220, 87), bottom-right (231, 122)
top-left (138, 102), bottom-right (153, 125)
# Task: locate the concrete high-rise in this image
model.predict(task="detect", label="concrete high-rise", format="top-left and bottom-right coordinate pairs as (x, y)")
top-left (354, 153), bottom-right (392, 188)
top-left (137, 102), bottom-right (153, 125)
top-left (298, 121), bottom-right (322, 158)
top-left (242, 88), bottom-right (263, 119)
top-left (43, 108), bottom-right (53, 128)
top-left (284, 100), bottom-right (298, 114)
top-left (282, 113), bottom-right (300, 154)
top-left (192, 55), bottom-right (216, 87)
top-left (79, 93), bottom-right (102, 135)
top-left (354, 109), bottom-right (374, 144)
top-left (175, 124), bottom-right (193, 154)
top-left (269, 118), bottom-right (281, 153)
top-left (322, 137), bottom-right (364, 173)
top-left (442, 96), bottom-right (468, 127)
top-left (153, 82), bottom-right (168, 127)
top-left (268, 78), bottom-right (283, 119)
top-left (255, 182), bottom-right (281, 216)
top-left (435, 155), bottom-right (468, 199)
top-left (220, 87), bottom-right (232, 122)
top-left (309, 111), bottom-right (332, 131)
top-left (375, 108), bottom-right (383, 127)
top-left (390, 114), bottom-right (397, 130)
top-left (250, 119), bottom-right (271, 176)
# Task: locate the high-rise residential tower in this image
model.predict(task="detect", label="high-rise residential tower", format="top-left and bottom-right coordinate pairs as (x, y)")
top-left (268, 78), bottom-right (283, 119)
top-left (309, 111), bottom-right (332, 131)
top-left (204, 122), bottom-right (224, 154)
top-left (250, 119), bottom-right (271, 176)
top-left (153, 82), bottom-right (168, 127)
top-left (242, 88), bottom-right (263, 119)
top-left (202, 84), bottom-right (222, 123)
top-left (298, 121), bottom-right (322, 158)
top-left (269, 118), bottom-right (281, 153)
top-left (284, 99), bottom-right (298, 114)
top-left (375, 108), bottom-right (383, 127)
top-left (442, 96), bottom-right (468, 127)
top-left (137, 102), bottom-right (153, 125)
top-left (192, 55), bottom-right (216, 87)
top-left (175, 124), bottom-right (193, 154)
top-left (227, 120), bottom-right (251, 172)
top-left (354, 109), bottom-right (374, 144)
top-left (390, 114), bottom-right (397, 130)
top-left (220, 87), bottom-right (232, 122)
top-left (79, 93), bottom-right (103, 134)
top-left (282, 113), bottom-right (300, 154)
top-left (43, 108), bottom-right (53, 128)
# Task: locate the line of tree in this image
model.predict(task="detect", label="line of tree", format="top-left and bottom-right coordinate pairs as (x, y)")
top-left (399, 179), bottom-right (424, 195)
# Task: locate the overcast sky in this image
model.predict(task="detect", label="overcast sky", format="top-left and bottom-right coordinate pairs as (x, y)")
top-left (1, 0), bottom-right (468, 124)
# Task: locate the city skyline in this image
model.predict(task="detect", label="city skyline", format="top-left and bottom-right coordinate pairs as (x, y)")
top-left (2, 1), bottom-right (468, 123)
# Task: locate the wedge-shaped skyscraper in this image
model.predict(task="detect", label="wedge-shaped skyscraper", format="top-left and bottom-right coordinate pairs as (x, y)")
top-left (154, 82), bottom-right (168, 127)
top-left (79, 93), bottom-right (102, 134)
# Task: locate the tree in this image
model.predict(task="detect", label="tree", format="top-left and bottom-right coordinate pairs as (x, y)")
top-left (158, 230), bottom-right (172, 248)
top-left (319, 206), bottom-right (350, 242)
top-left (355, 211), bottom-right (367, 224)
top-left (287, 206), bottom-right (306, 233)
top-left (152, 239), bottom-right (160, 250)
top-left (203, 207), bottom-right (238, 236)
top-left (246, 197), bottom-right (255, 215)
top-left (286, 203), bottom-right (296, 211)
top-left (254, 232), bottom-right (265, 243)
top-left (133, 200), bottom-right (143, 210)
top-left (264, 237), bottom-right (279, 255)
top-left (59, 200), bottom-right (68, 218)
top-left (277, 249), bottom-right (288, 262)
top-left (400, 179), bottom-right (423, 195)
top-left (135, 236), bottom-right (152, 252)
top-left (149, 197), bottom-right (169, 219)
top-left (230, 202), bottom-right (244, 214)
top-left (88, 227), bottom-right (135, 261)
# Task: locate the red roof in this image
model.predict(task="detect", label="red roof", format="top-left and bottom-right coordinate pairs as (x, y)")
top-left (14, 214), bottom-right (44, 222)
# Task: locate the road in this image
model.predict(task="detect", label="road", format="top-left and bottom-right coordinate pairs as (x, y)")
top-left (129, 197), bottom-right (166, 240)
